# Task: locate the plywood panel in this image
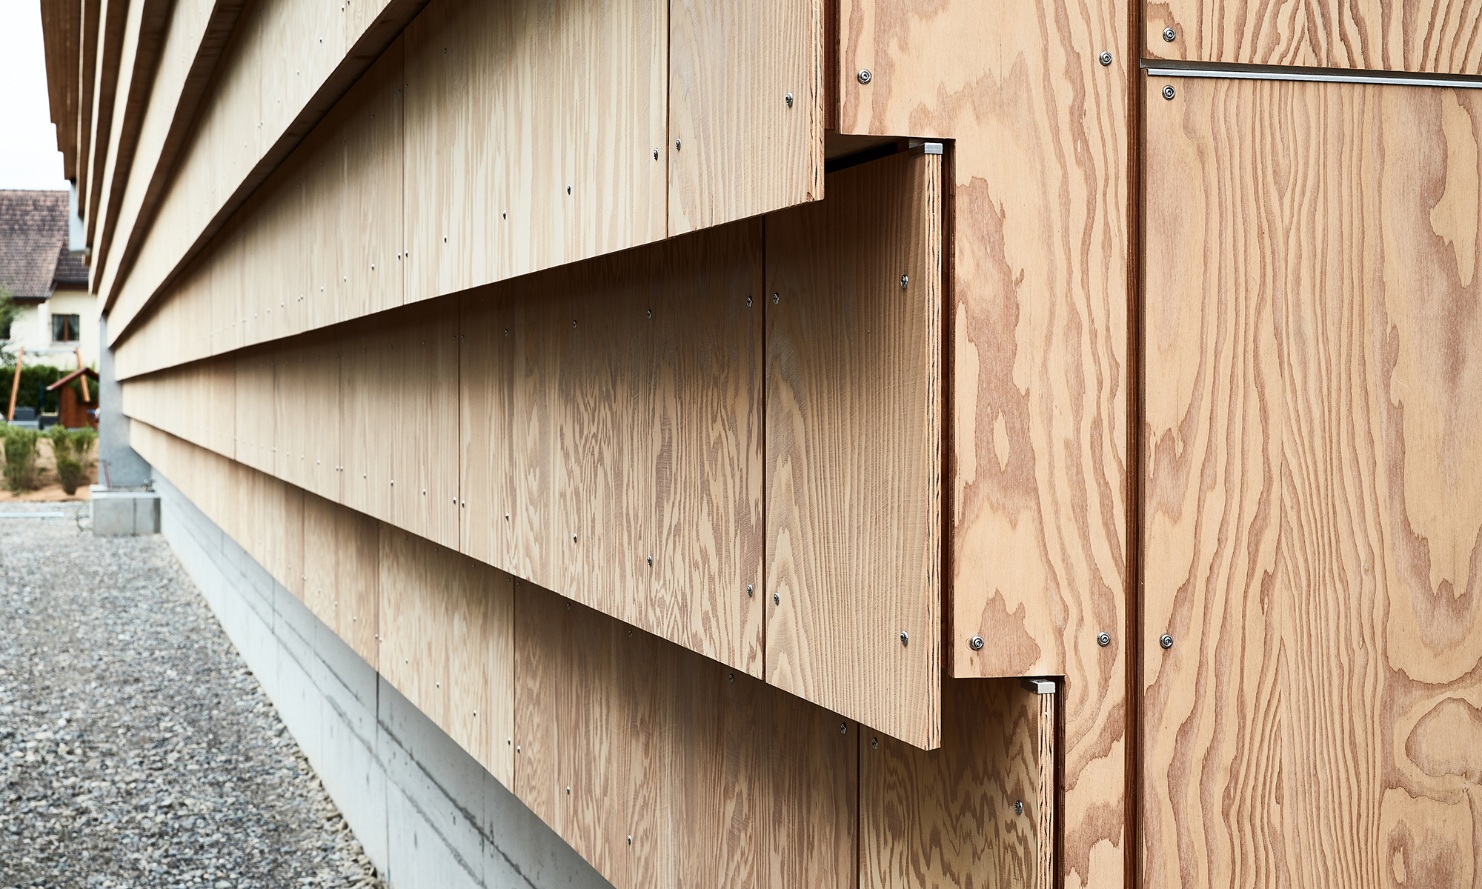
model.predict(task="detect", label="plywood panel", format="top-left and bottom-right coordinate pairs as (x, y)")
top-left (839, 0), bottom-right (1131, 877)
top-left (336, 38), bottom-right (404, 321)
top-left (389, 302), bottom-right (459, 550)
top-left (336, 503), bottom-right (382, 669)
top-left (378, 525), bottom-right (450, 730)
top-left (402, 0), bottom-right (666, 304)
top-left (1145, 0), bottom-right (1482, 75)
top-left (1143, 75), bottom-right (1482, 889)
top-left (458, 291), bottom-right (517, 569)
top-left (339, 316), bottom-right (393, 524)
top-left (860, 680), bottom-right (1054, 889)
top-left (668, 0), bottom-right (823, 234)
top-left (513, 582), bottom-right (856, 889)
top-left (765, 149), bottom-right (942, 749)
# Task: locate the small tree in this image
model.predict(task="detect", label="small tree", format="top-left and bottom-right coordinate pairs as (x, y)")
top-left (1, 425), bottom-right (42, 493)
top-left (48, 426), bottom-right (97, 495)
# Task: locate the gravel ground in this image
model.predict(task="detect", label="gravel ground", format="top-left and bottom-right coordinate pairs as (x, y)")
top-left (0, 503), bottom-right (386, 888)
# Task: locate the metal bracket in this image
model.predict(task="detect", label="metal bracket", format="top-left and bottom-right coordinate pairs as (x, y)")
top-left (1021, 678), bottom-right (1056, 695)
top-left (909, 139), bottom-right (945, 155)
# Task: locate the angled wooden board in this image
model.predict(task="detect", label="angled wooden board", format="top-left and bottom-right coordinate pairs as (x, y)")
top-left (1144, 0), bottom-right (1482, 75)
top-left (336, 38), bottom-right (404, 322)
top-left (765, 148), bottom-right (942, 749)
top-left (1143, 75), bottom-right (1482, 889)
top-left (668, 0), bottom-right (823, 234)
top-left (339, 316), bottom-right (394, 525)
top-left (402, 0), bottom-right (666, 303)
top-left (389, 302), bottom-right (459, 550)
top-left (512, 581), bottom-right (855, 889)
top-left (378, 525), bottom-right (451, 731)
top-left (838, 0), bottom-right (1131, 878)
top-left (458, 289), bottom-right (518, 570)
top-left (861, 680), bottom-right (1055, 889)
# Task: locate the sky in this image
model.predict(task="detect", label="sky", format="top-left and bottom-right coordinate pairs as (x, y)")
top-left (0, 1), bottom-right (70, 191)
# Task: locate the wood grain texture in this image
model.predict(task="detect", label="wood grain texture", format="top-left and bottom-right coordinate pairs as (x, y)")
top-left (839, 0), bottom-right (1130, 880)
top-left (388, 302), bottom-right (460, 551)
top-left (402, 0), bottom-right (666, 304)
top-left (668, 0), bottom-right (823, 234)
top-left (860, 680), bottom-right (1054, 889)
top-left (765, 149), bottom-right (942, 749)
top-left (1143, 75), bottom-right (1482, 889)
top-left (1145, 0), bottom-right (1482, 74)
top-left (512, 581), bottom-right (855, 889)
top-left (339, 316), bottom-right (394, 526)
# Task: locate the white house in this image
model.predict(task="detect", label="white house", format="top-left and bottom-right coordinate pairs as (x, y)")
top-left (0, 189), bottom-right (96, 369)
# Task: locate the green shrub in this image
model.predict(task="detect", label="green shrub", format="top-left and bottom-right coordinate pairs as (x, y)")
top-left (1, 425), bottom-right (41, 492)
top-left (47, 426), bottom-right (97, 495)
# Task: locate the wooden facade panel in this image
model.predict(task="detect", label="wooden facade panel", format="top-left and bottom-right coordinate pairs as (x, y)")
top-left (839, 0), bottom-right (1130, 876)
top-left (402, 0), bottom-right (666, 305)
top-left (335, 39), bottom-right (404, 323)
top-left (339, 318), bottom-right (394, 525)
top-left (378, 526), bottom-right (451, 730)
top-left (860, 680), bottom-right (1054, 889)
top-left (335, 504), bottom-right (383, 669)
top-left (458, 292), bottom-right (517, 569)
top-left (389, 303), bottom-right (460, 551)
top-left (765, 149), bottom-right (942, 749)
top-left (668, 0), bottom-right (823, 234)
top-left (1145, 0), bottom-right (1482, 75)
top-left (1143, 76), bottom-right (1482, 889)
top-left (512, 582), bottom-right (855, 889)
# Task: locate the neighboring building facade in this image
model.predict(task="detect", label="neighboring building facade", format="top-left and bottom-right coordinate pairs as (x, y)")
top-left (0, 190), bottom-right (96, 368)
top-left (40, 2), bottom-right (1482, 889)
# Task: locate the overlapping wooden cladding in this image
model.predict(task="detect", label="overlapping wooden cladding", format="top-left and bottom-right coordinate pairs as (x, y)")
top-left (837, 0), bottom-right (1130, 883)
top-left (1143, 75), bottom-right (1482, 889)
top-left (105, 0), bottom-right (827, 355)
top-left (132, 420), bottom-right (1051, 889)
top-left (122, 150), bottom-right (943, 747)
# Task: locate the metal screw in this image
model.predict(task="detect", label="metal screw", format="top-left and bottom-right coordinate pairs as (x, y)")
top-left (572, 319), bottom-right (577, 328)
top-left (745, 295), bottom-right (753, 307)
top-left (900, 631), bottom-right (909, 647)
top-left (1014, 800), bottom-right (1024, 815)
top-left (772, 292), bottom-right (780, 304)
top-left (857, 69), bottom-right (872, 85)
top-left (899, 274), bottom-right (909, 289)
top-left (839, 723), bottom-right (847, 735)
top-left (647, 554), bottom-right (653, 566)
top-left (505, 512), bottom-right (510, 521)
top-left (1163, 26), bottom-right (1177, 42)
top-left (572, 533), bottom-right (578, 542)
top-left (566, 185), bottom-right (572, 195)
top-left (773, 592), bottom-right (780, 605)
top-left (969, 636), bottom-right (984, 651)
top-left (653, 148), bottom-right (659, 160)
top-left (566, 786), bottom-right (571, 795)
top-left (674, 138), bottom-right (681, 151)
top-left (1160, 633), bottom-right (1175, 649)
top-left (728, 672), bottom-right (734, 683)
top-left (516, 744), bottom-right (521, 752)
top-left (1097, 632), bottom-right (1111, 647)
top-left (1162, 85), bottom-right (1176, 101)
top-left (627, 835), bottom-right (633, 846)
top-left (785, 92), bottom-right (794, 107)
top-left (870, 738), bottom-right (878, 750)
top-left (1099, 51), bottom-right (1113, 66)
top-left (746, 584), bottom-right (754, 597)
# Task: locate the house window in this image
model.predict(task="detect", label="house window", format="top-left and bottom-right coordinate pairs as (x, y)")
top-left (52, 313), bottom-right (81, 343)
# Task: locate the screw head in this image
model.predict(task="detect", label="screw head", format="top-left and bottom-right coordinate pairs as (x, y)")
top-left (1163, 26), bottom-right (1177, 42)
top-left (745, 295), bottom-right (753, 307)
top-left (653, 148), bottom-right (659, 160)
top-left (899, 631), bottom-right (909, 647)
top-left (857, 68), bottom-right (873, 85)
top-left (1097, 632), bottom-right (1112, 647)
top-left (674, 138), bottom-right (681, 150)
top-left (572, 533), bottom-right (578, 542)
top-left (773, 292), bottom-right (780, 304)
top-left (646, 554), bottom-right (653, 566)
top-left (839, 722), bottom-right (847, 735)
top-left (900, 274), bottom-right (909, 289)
top-left (870, 738), bottom-right (879, 750)
top-left (746, 584), bottom-right (754, 597)
top-left (785, 92), bottom-right (794, 107)
top-left (1014, 800), bottom-right (1024, 815)
top-left (646, 308), bottom-right (653, 318)
top-left (1160, 633), bottom-right (1175, 649)
top-left (1099, 51), bottom-right (1113, 66)
top-left (773, 592), bottom-right (780, 605)
top-left (627, 835), bottom-right (633, 845)
top-left (1162, 85), bottom-right (1177, 101)
top-left (969, 635), bottom-right (984, 651)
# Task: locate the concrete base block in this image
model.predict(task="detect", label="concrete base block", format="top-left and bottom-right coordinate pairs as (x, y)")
top-left (90, 486), bottom-right (161, 536)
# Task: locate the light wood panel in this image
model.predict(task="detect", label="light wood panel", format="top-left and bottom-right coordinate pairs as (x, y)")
top-left (839, 0), bottom-right (1131, 878)
top-left (1143, 75), bottom-right (1482, 889)
top-left (458, 291), bottom-right (518, 571)
top-left (339, 316), bottom-right (395, 526)
top-left (1145, 0), bottom-right (1482, 75)
top-left (668, 0), bottom-right (823, 234)
top-left (765, 149), bottom-right (942, 749)
top-left (513, 582), bottom-right (855, 889)
top-left (402, 0), bottom-right (666, 304)
top-left (388, 302), bottom-right (459, 551)
top-left (861, 680), bottom-right (1055, 889)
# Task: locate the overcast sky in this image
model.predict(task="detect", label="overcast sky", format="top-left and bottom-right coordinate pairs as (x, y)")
top-left (0, 2), bottom-right (70, 191)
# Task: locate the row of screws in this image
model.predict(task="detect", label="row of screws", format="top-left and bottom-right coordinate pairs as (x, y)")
top-left (958, 631), bottom-right (1174, 650)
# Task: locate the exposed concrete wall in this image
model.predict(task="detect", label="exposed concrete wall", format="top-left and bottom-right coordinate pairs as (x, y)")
top-left (152, 469), bottom-right (615, 889)
top-left (97, 316), bottom-right (151, 487)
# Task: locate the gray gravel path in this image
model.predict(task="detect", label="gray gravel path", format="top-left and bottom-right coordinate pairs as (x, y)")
top-left (0, 503), bottom-right (386, 888)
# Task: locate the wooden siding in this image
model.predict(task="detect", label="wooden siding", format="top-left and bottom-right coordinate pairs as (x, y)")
top-left (766, 148), bottom-right (943, 749)
top-left (1143, 75), bottom-right (1482, 889)
top-left (1144, 0), bottom-right (1482, 74)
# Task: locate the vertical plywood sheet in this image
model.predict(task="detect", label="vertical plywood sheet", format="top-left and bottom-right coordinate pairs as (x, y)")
top-left (403, 0), bottom-right (666, 304)
top-left (1144, 0), bottom-right (1482, 75)
top-left (336, 503), bottom-right (382, 669)
top-left (668, 0), bottom-right (823, 234)
top-left (512, 582), bottom-right (856, 889)
top-left (340, 316), bottom-right (393, 524)
top-left (388, 303), bottom-right (459, 550)
top-left (839, 0), bottom-right (1130, 877)
top-left (338, 38), bottom-right (404, 321)
top-left (378, 525), bottom-right (450, 730)
top-left (860, 680), bottom-right (1054, 889)
top-left (1143, 76), bottom-right (1482, 889)
top-left (765, 149), bottom-right (942, 749)
top-left (458, 290), bottom-right (518, 569)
